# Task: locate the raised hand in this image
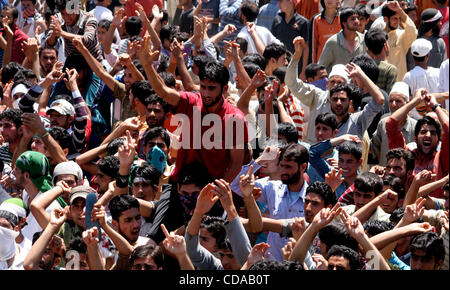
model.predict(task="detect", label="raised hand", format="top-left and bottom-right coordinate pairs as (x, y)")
top-left (82, 227), bottom-right (100, 246)
top-left (403, 197), bottom-right (426, 223)
top-left (291, 217), bottom-right (307, 241)
top-left (211, 179), bottom-right (234, 213)
top-left (137, 35), bottom-right (159, 65)
top-left (170, 38), bottom-right (185, 59)
top-left (161, 224), bottom-right (187, 258)
top-left (152, 4), bottom-right (164, 20)
top-left (386, 1), bottom-right (402, 12)
top-left (56, 180), bottom-right (72, 201)
top-left (71, 36), bottom-right (85, 51)
top-left (247, 242), bottom-right (270, 267)
top-left (49, 208), bottom-right (67, 227)
top-left (63, 68), bottom-right (79, 92)
top-left (404, 222), bottom-right (434, 235)
top-left (2, 16), bottom-right (13, 38)
top-left (412, 170), bottom-right (436, 187)
top-left (91, 203), bottom-right (107, 227)
top-left (223, 24), bottom-right (237, 37)
top-left (1, 81), bottom-right (14, 108)
top-left (251, 69), bottom-right (267, 88)
top-left (379, 189), bottom-right (398, 208)
top-left (345, 62), bottom-right (365, 87)
top-left (312, 253), bottom-right (328, 270)
top-left (119, 53), bottom-right (132, 67)
top-left (292, 36), bottom-right (305, 59)
top-left (22, 37), bottom-right (39, 60)
top-left (369, 165), bottom-right (385, 177)
top-left (49, 234), bottom-right (66, 258)
top-left (247, 22), bottom-right (256, 35)
top-left (50, 16), bottom-right (62, 36)
top-left (112, 8), bottom-right (126, 28)
top-left (281, 238), bottom-right (296, 261)
top-left (239, 165), bottom-right (256, 198)
top-left (117, 130), bottom-right (137, 169)
top-left (194, 183), bottom-right (219, 215)
top-left (341, 211), bottom-right (365, 240)
top-left (21, 113), bottom-right (46, 136)
top-left (256, 146), bottom-right (280, 165)
top-left (325, 168), bottom-right (344, 193)
top-left (311, 203), bottom-right (342, 230)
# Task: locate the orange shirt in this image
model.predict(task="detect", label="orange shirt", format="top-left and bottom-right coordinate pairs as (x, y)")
top-left (312, 14), bottom-right (341, 63)
top-left (295, 0), bottom-right (319, 20)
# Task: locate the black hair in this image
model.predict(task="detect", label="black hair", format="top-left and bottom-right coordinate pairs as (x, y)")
top-left (305, 63), bottom-right (326, 81)
top-left (129, 243), bottom-right (164, 268)
top-left (355, 3), bottom-right (370, 19)
top-left (315, 112), bottom-right (338, 131)
top-left (200, 215), bottom-right (227, 249)
top-left (130, 163), bottom-right (161, 188)
top-left (109, 194), bottom-right (140, 221)
top-left (306, 181), bottom-right (337, 207)
top-left (1, 5), bottom-right (18, 20)
top-left (273, 66), bottom-right (287, 84)
top-left (382, 4), bottom-right (397, 18)
top-left (349, 54), bottom-right (380, 84)
top-left (0, 108), bottom-right (23, 128)
top-left (389, 207), bottom-right (405, 224)
top-left (410, 232), bottom-right (446, 264)
top-left (97, 155), bottom-right (120, 179)
top-left (158, 71), bottom-right (176, 88)
top-left (382, 175), bottom-right (406, 200)
top-left (404, 3), bottom-right (418, 14)
top-left (242, 62), bottom-right (260, 79)
top-left (145, 94), bottom-right (171, 115)
top-left (249, 259), bottom-right (304, 270)
top-left (242, 53), bottom-right (266, 71)
top-left (1, 62), bottom-right (24, 84)
top-left (354, 172), bottom-right (383, 196)
top-left (125, 16), bottom-right (143, 37)
top-left (240, 1), bottom-right (259, 23)
top-left (329, 83), bottom-right (364, 111)
top-left (340, 7), bottom-right (358, 29)
top-left (415, 116), bottom-right (442, 141)
top-left (364, 220), bottom-right (395, 237)
top-left (39, 45), bottom-right (59, 57)
top-left (98, 19), bottom-right (112, 30)
top-left (327, 245), bottom-right (363, 270)
top-left (337, 141), bottom-right (362, 160)
top-left (106, 138), bottom-right (125, 156)
top-left (365, 28), bottom-right (388, 55)
top-left (130, 80), bottom-right (154, 105)
top-left (143, 126), bottom-right (171, 148)
top-left (263, 43), bottom-right (287, 66)
top-left (279, 143), bottom-right (309, 166)
top-left (178, 162), bottom-right (213, 189)
top-left (68, 236), bottom-right (87, 254)
top-left (193, 55), bottom-right (217, 70)
top-left (412, 55), bottom-right (427, 63)
top-left (160, 25), bottom-right (179, 42)
top-left (64, 54), bottom-right (90, 76)
top-left (444, 181), bottom-right (449, 192)
top-left (198, 61), bottom-right (230, 88)
top-left (386, 148), bottom-right (415, 172)
top-left (318, 223), bottom-right (360, 253)
top-left (277, 122), bottom-right (299, 144)
top-left (157, 53), bottom-right (170, 73)
top-left (49, 126), bottom-right (73, 152)
top-left (235, 37), bottom-right (248, 54)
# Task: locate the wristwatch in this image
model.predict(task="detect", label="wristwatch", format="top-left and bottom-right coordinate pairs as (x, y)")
top-left (431, 103), bottom-right (442, 111)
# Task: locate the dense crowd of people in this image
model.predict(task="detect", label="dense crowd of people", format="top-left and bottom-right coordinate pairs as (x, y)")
top-left (0, 0), bottom-right (448, 271)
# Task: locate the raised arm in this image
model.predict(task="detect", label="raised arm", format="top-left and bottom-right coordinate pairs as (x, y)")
top-left (345, 62), bottom-right (384, 105)
top-left (161, 224), bottom-right (195, 270)
top-left (228, 40), bottom-right (251, 89)
top-left (82, 227), bottom-right (105, 270)
top-left (238, 165), bottom-right (263, 233)
top-left (102, 8), bottom-right (125, 55)
top-left (246, 22), bottom-right (265, 56)
top-left (237, 69), bottom-right (266, 115)
top-left (138, 36), bottom-right (181, 107)
top-left (171, 38), bottom-right (199, 92)
top-left (352, 189), bottom-right (398, 225)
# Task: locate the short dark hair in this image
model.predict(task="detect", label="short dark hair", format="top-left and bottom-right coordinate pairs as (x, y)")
top-left (98, 19), bottom-right (112, 30)
top-left (64, 54), bottom-right (90, 75)
top-left (125, 16), bottom-right (142, 37)
top-left (249, 259), bottom-right (304, 270)
top-left (263, 43), bottom-right (287, 66)
top-left (68, 236), bottom-right (87, 254)
top-left (329, 83), bottom-right (362, 110)
top-left (39, 45), bottom-right (59, 58)
top-left (243, 62), bottom-right (260, 79)
top-left (364, 220), bottom-right (395, 237)
top-left (306, 181), bottom-right (337, 207)
top-left (106, 138), bottom-right (124, 156)
top-left (98, 156), bottom-right (120, 179)
top-left (415, 116), bottom-right (442, 141)
top-left (242, 53), bottom-right (266, 71)
top-left (145, 94), bottom-right (171, 115)
top-left (327, 245), bottom-right (363, 270)
top-left (0, 108), bottom-right (23, 128)
top-left (305, 63), bottom-right (326, 80)
top-left (240, 1), bottom-right (259, 22)
top-left (318, 223), bottom-right (359, 253)
top-left (350, 55), bottom-right (380, 83)
top-left (355, 3), bottom-right (370, 19)
top-left (130, 243), bottom-right (164, 268)
top-left (235, 37), bottom-right (248, 54)
top-left (410, 232), bottom-right (446, 265)
top-left (200, 215), bottom-right (227, 248)
top-left (198, 61), bottom-right (230, 88)
top-left (315, 112), bottom-right (338, 131)
top-left (131, 80), bottom-right (155, 105)
top-left (130, 163), bottom-right (161, 188)
top-left (158, 71), bottom-right (176, 88)
top-left (178, 162), bottom-right (213, 189)
top-left (193, 55), bottom-right (217, 70)
top-left (277, 122), bottom-right (299, 144)
top-left (273, 66), bottom-right (287, 84)
top-left (389, 207), bottom-right (405, 224)
top-left (1, 62), bottom-right (24, 84)
top-left (49, 127), bottom-right (73, 152)
top-left (364, 28), bottom-right (388, 55)
top-left (143, 126), bottom-right (171, 148)
top-left (340, 7), bottom-right (358, 29)
top-left (354, 172), bottom-right (383, 196)
top-left (386, 148), bottom-right (415, 172)
top-left (279, 143), bottom-right (309, 166)
top-left (382, 175), bottom-right (406, 199)
top-left (109, 194), bottom-right (140, 221)
top-left (382, 4), bottom-right (397, 18)
top-left (337, 141), bottom-right (362, 160)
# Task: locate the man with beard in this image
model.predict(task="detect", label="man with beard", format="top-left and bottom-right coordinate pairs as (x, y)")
top-left (39, 46), bottom-right (58, 79)
top-left (318, 7), bottom-right (367, 74)
top-left (382, 1), bottom-right (418, 81)
top-left (386, 89), bottom-right (449, 198)
top-left (232, 143), bottom-right (309, 261)
top-left (92, 156), bottom-right (119, 196)
top-left (140, 38), bottom-right (248, 183)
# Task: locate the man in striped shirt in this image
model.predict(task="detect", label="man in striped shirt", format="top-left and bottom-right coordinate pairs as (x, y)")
top-left (45, 0), bottom-right (103, 63)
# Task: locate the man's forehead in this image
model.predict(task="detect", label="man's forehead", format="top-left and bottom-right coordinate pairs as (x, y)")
top-left (305, 192), bottom-right (324, 202)
top-left (387, 158), bottom-right (406, 166)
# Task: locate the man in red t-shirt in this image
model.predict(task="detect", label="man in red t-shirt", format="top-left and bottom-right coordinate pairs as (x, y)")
top-left (141, 43), bottom-right (249, 183)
